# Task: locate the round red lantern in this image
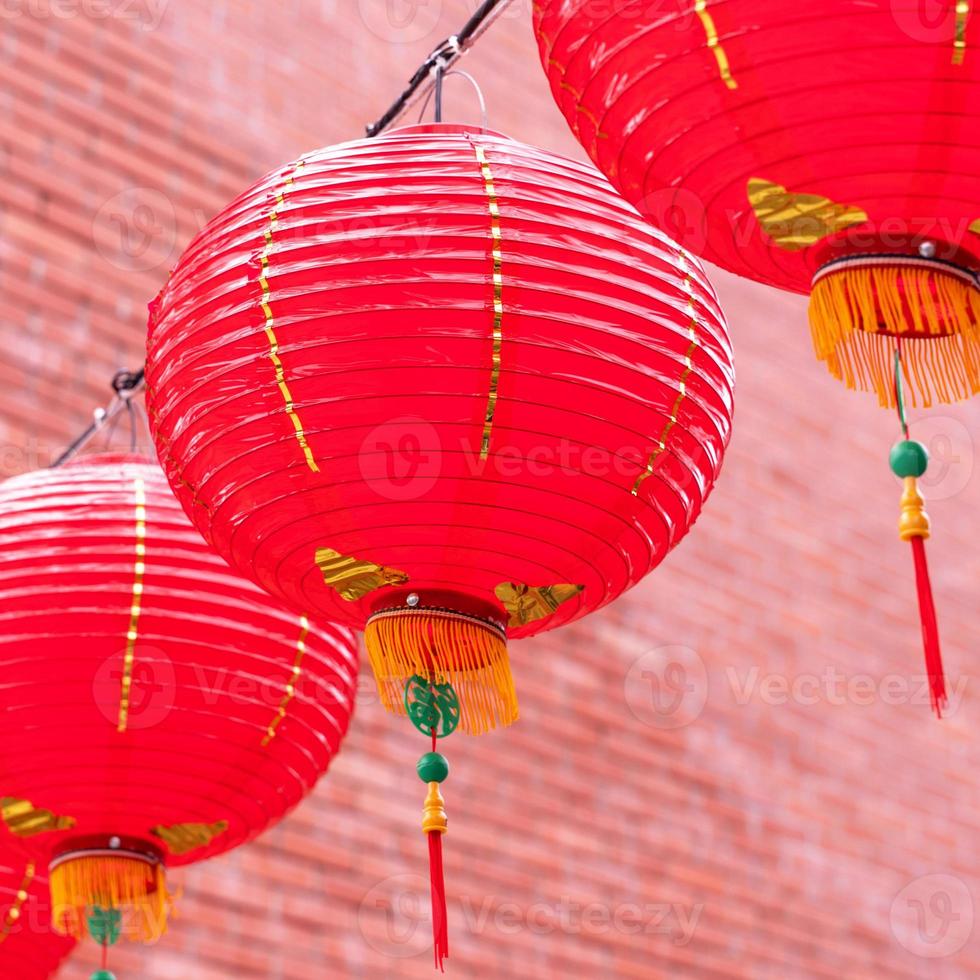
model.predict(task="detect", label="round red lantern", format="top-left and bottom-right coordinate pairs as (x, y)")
top-left (0, 454), bottom-right (358, 947)
top-left (534, 0), bottom-right (980, 407)
top-left (535, 0), bottom-right (977, 715)
top-left (0, 854), bottom-right (74, 979)
top-left (145, 122), bottom-right (733, 966)
top-left (145, 121), bottom-right (734, 733)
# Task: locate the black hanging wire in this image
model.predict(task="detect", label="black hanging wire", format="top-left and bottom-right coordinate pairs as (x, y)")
top-left (434, 64), bottom-right (444, 123)
top-left (365, 0), bottom-right (513, 137)
top-left (50, 3), bottom-right (512, 464)
top-left (50, 367), bottom-right (146, 468)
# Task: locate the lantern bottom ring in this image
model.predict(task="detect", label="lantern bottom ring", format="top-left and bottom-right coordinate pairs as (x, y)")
top-left (367, 604), bottom-right (507, 642)
top-left (50, 834), bottom-right (164, 870)
top-left (811, 252), bottom-right (979, 292)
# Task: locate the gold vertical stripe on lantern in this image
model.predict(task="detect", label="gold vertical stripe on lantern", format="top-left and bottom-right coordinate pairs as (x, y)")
top-left (632, 259), bottom-right (700, 495)
top-left (694, 0), bottom-right (738, 90)
top-left (261, 615), bottom-right (310, 746)
top-left (0, 862), bottom-right (35, 943)
top-left (473, 143), bottom-right (504, 459)
top-left (259, 161), bottom-right (320, 474)
top-left (117, 476), bottom-right (147, 732)
top-left (954, 1), bottom-right (969, 64)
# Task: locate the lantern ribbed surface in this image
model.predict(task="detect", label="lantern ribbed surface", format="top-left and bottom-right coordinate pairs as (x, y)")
top-left (146, 122), bottom-right (733, 731)
top-left (0, 855), bottom-right (74, 978)
top-left (534, 1), bottom-right (980, 405)
top-left (0, 454), bottom-right (358, 938)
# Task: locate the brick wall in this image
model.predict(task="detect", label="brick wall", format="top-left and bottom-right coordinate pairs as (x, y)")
top-left (1, 1), bottom-right (978, 977)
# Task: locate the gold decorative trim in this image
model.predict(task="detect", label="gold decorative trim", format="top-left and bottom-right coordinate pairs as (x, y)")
top-left (633, 257), bottom-right (700, 496)
top-left (695, 0), bottom-right (738, 90)
top-left (261, 616), bottom-right (310, 746)
top-left (117, 476), bottom-right (147, 733)
top-left (747, 178), bottom-right (868, 250)
top-left (1, 797), bottom-right (76, 838)
top-left (315, 547), bottom-right (409, 601)
top-left (260, 161), bottom-right (320, 474)
top-left (473, 143), bottom-right (504, 459)
top-left (968, 218), bottom-right (980, 235)
top-left (954, 1), bottom-right (969, 64)
top-left (494, 582), bottom-right (584, 627)
top-left (151, 820), bottom-right (229, 856)
top-left (0, 862), bottom-right (35, 943)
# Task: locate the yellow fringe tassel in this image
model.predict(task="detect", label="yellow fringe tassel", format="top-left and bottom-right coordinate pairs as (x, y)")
top-left (49, 854), bottom-right (171, 942)
top-left (365, 610), bottom-right (518, 735)
top-left (808, 263), bottom-right (980, 407)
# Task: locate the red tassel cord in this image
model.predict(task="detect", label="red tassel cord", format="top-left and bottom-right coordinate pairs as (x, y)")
top-left (427, 823), bottom-right (449, 970)
top-left (910, 535), bottom-right (947, 717)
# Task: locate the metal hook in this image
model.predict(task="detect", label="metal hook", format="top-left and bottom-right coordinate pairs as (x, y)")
top-left (416, 69), bottom-right (489, 131)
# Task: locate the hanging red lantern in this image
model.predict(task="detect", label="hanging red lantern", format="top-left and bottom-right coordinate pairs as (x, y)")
top-left (145, 122), bottom-right (734, 720)
top-left (534, 0), bottom-right (980, 713)
top-left (0, 454), bottom-right (358, 959)
top-left (0, 854), bottom-right (75, 979)
top-left (144, 121), bottom-right (734, 966)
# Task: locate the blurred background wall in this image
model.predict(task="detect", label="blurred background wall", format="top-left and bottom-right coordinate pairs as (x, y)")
top-left (0, 1), bottom-right (978, 976)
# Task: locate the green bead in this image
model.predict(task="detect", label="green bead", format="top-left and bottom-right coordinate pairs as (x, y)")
top-left (417, 751), bottom-right (449, 783)
top-left (90, 971), bottom-right (117, 980)
top-left (889, 440), bottom-right (929, 478)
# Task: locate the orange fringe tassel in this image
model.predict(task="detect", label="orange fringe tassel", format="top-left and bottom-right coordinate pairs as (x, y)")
top-left (809, 263), bottom-right (980, 407)
top-left (365, 609), bottom-right (518, 735)
top-left (49, 854), bottom-right (171, 942)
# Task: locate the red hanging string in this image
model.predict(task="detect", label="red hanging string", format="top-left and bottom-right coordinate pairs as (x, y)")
top-left (428, 830), bottom-right (449, 971)
top-left (426, 710), bottom-right (448, 970)
top-left (910, 536), bottom-right (947, 717)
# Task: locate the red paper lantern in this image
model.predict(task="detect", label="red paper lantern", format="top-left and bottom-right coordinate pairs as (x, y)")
top-left (534, 0), bottom-right (980, 407)
top-left (0, 854), bottom-right (74, 979)
top-left (534, 0), bottom-right (978, 716)
top-left (145, 121), bottom-right (734, 731)
top-left (145, 123), bottom-right (733, 966)
top-left (0, 454), bottom-right (358, 945)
